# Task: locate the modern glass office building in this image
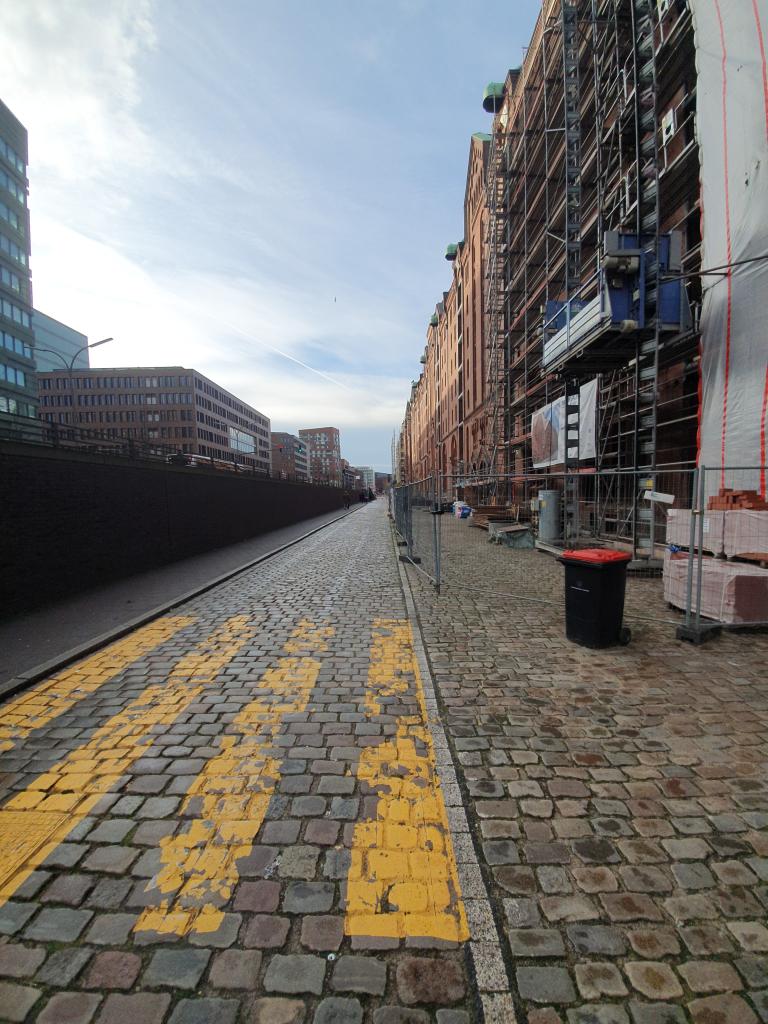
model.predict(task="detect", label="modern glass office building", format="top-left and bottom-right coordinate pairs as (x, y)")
top-left (32, 311), bottom-right (88, 374)
top-left (0, 99), bottom-right (36, 420)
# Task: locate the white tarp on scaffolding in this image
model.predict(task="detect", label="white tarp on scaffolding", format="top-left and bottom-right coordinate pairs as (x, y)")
top-left (691, 0), bottom-right (768, 491)
top-left (531, 378), bottom-right (597, 468)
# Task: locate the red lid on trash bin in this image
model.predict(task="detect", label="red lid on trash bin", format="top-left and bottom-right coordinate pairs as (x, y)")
top-left (560, 548), bottom-right (632, 564)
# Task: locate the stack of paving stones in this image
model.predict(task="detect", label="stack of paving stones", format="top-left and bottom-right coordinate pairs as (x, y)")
top-left (407, 514), bottom-right (768, 1023)
top-left (0, 505), bottom-right (472, 1024)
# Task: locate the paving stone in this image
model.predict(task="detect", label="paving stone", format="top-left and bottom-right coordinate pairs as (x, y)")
top-left (601, 894), bottom-right (663, 922)
top-left (283, 881), bottom-right (335, 913)
top-left (332, 955), bottom-right (387, 996)
top-left (94, 992), bottom-right (172, 1024)
top-left (24, 907), bottom-right (93, 941)
top-left (628, 1004), bottom-right (686, 1024)
top-left (34, 947), bottom-right (92, 986)
top-left (503, 897), bottom-right (542, 928)
top-left (305, 821), bottom-right (341, 846)
top-left (574, 961), bottom-right (628, 999)
top-left (495, 865), bottom-right (537, 894)
top-left (626, 928), bottom-right (680, 958)
top-left (188, 912), bottom-right (241, 949)
top-left (84, 952), bottom-right (141, 990)
top-left (372, 1010), bottom-right (430, 1024)
top-left (301, 916), bottom-right (344, 951)
top-left (729, 921), bottom-right (768, 952)
top-left (87, 819), bottom-right (134, 843)
top-left (566, 924), bottom-right (627, 956)
top-left (143, 948), bottom-right (211, 989)
top-left (735, 956), bottom-right (768, 988)
top-left (573, 837), bottom-right (621, 863)
top-left (279, 846), bottom-right (320, 879)
top-left (517, 966), bottom-right (576, 1004)
top-left (0, 902), bottom-right (38, 935)
top-left (507, 929), bottom-right (566, 957)
top-left (41, 873), bottom-right (95, 905)
top-left (264, 954), bottom-right (326, 995)
top-left (393, 956), bottom-right (464, 1005)
top-left (482, 840), bottom-right (520, 865)
top-left (85, 913), bottom-right (137, 945)
top-left (0, 980), bottom-right (41, 1021)
top-left (234, 880), bottom-right (281, 913)
top-left (436, 1012), bottom-right (470, 1024)
top-left (81, 845), bottom-right (138, 874)
top-left (208, 950), bottom-right (261, 990)
top-left (37, 991), bottom-right (102, 1024)
top-left (313, 997), bottom-right (363, 1024)
top-left (244, 915), bottom-right (291, 949)
top-left (671, 862), bottom-right (716, 890)
top-left (567, 1007), bottom-right (630, 1024)
top-left (540, 895), bottom-right (599, 922)
top-left (688, 993), bottom-right (759, 1023)
top-left (624, 961), bottom-right (683, 999)
top-left (678, 960), bottom-right (743, 993)
top-left (167, 998), bottom-right (239, 1024)
top-left (249, 997), bottom-right (306, 1023)
top-left (0, 943), bottom-right (46, 978)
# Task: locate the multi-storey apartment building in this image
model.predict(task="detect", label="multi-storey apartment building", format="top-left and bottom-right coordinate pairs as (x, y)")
top-left (271, 432), bottom-right (309, 481)
top-left (299, 426), bottom-right (342, 487)
top-left (0, 100), bottom-right (36, 421)
top-left (37, 366), bottom-right (271, 474)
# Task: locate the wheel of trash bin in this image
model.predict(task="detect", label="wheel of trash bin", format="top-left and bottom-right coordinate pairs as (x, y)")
top-left (619, 626), bottom-right (631, 646)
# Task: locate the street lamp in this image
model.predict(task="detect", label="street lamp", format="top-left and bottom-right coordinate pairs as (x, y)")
top-left (35, 336), bottom-right (113, 381)
top-left (34, 337), bottom-right (113, 426)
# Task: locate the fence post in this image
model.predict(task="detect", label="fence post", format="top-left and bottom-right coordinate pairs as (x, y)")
top-left (432, 474), bottom-right (441, 595)
top-left (694, 465), bottom-right (706, 633)
top-left (684, 466), bottom-right (699, 630)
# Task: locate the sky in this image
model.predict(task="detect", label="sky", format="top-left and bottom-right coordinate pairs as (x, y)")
top-left (1, 0), bottom-right (541, 472)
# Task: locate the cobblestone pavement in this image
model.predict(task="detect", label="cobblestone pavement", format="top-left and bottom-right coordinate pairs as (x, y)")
top-left (405, 512), bottom-right (768, 1023)
top-left (2, 502), bottom-right (767, 1024)
top-left (0, 502), bottom-right (493, 1024)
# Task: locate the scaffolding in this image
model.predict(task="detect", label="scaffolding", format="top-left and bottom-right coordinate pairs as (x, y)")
top-left (478, 0), bottom-right (700, 558)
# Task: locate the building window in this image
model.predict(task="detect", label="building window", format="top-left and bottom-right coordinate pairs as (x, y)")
top-left (0, 298), bottom-right (29, 327)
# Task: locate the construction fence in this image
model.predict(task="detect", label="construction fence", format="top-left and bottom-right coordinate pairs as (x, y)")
top-left (393, 467), bottom-right (768, 642)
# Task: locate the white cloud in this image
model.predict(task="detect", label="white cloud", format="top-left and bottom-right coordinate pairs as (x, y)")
top-left (0, 0), bottom-right (158, 182)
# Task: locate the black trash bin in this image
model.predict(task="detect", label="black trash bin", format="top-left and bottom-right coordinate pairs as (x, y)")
top-left (557, 548), bottom-right (632, 648)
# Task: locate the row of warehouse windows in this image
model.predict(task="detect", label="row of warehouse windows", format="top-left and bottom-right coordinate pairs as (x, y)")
top-left (195, 376), bottom-right (268, 427)
top-left (39, 374), bottom-right (194, 390)
top-left (39, 392), bottom-right (194, 406)
top-left (2, 330), bottom-right (32, 359)
top-left (0, 140), bottom-right (25, 175)
top-left (0, 231), bottom-right (26, 266)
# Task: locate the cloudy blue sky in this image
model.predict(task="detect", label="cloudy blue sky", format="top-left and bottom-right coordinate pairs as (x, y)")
top-left (2, 0), bottom-right (540, 471)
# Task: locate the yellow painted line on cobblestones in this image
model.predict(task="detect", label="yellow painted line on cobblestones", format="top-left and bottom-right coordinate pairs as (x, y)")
top-left (0, 616), bottom-right (196, 754)
top-left (346, 618), bottom-right (468, 943)
top-left (0, 615), bottom-right (253, 902)
top-left (135, 619), bottom-right (334, 938)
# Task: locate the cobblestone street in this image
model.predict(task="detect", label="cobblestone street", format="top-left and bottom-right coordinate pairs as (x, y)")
top-left (0, 500), bottom-right (766, 1024)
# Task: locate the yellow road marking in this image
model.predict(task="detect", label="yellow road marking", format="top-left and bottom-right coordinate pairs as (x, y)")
top-left (0, 616), bottom-right (196, 754)
top-left (346, 619), bottom-right (468, 943)
top-left (0, 616), bottom-right (254, 901)
top-left (135, 619), bottom-right (333, 937)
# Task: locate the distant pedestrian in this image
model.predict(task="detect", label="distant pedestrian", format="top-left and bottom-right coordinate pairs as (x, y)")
top-left (344, 492), bottom-right (351, 509)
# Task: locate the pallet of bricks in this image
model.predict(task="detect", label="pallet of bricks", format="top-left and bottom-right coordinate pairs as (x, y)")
top-left (664, 489), bottom-right (768, 623)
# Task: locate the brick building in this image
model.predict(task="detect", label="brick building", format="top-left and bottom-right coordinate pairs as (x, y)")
top-left (299, 426), bottom-right (342, 487)
top-left (271, 432), bottom-right (308, 481)
top-left (37, 366), bottom-right (271, 474)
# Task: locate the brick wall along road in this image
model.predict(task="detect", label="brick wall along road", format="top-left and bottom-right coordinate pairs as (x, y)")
top-left (0, 502), bottom-right (480, 1024)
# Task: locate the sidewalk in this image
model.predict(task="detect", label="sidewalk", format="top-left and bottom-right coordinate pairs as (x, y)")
top-left (0, 506), bottom-right (356, 687)
top-left (403, 528), bottom-right (768, 1023)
